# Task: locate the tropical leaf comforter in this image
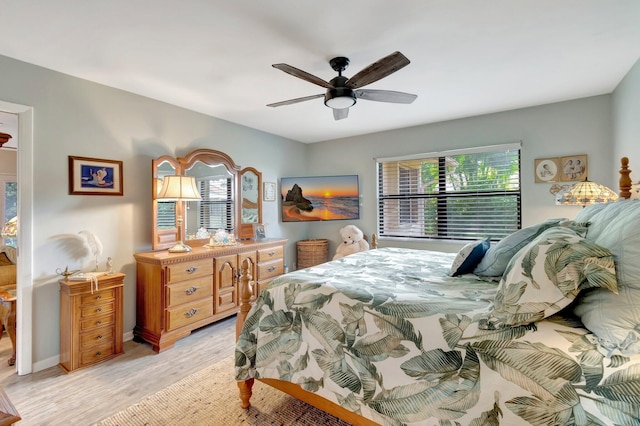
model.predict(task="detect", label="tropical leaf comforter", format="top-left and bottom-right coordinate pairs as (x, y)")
top-left (235, 247), bottom-right (640, 425)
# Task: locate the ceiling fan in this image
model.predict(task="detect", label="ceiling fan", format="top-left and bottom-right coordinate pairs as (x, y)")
top-left (267, 51), bottom-right (417, 120)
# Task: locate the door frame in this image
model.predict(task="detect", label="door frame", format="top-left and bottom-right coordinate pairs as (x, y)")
top-left (0, 100), bottom-right (33, 375)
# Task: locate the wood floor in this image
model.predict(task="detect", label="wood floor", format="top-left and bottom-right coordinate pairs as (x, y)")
top-left (0, 316), bottom-right (237, 426)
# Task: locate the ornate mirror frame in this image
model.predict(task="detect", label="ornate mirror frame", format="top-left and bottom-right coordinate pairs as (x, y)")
top-left (151, 149), bottom-right (262, 250)
top-left (239, 167), bottom-right (263, 240)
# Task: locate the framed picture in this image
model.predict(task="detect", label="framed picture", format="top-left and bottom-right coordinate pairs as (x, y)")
top-left (534, 157), bottom-right (560, 183)
top-left (263, 181), bottom-right (276, 201)
top-left (280, 175), bottom-right (360, 222)
top-left (560, 154), bottom-right (588, 182)
top-left (69, 156), bottom-right (123, 196)
top-left (252, 223), bottom-right (266, 240)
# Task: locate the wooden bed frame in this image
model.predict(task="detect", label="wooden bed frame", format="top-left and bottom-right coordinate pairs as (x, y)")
top-left (235, 157), bottom-right (634, 425)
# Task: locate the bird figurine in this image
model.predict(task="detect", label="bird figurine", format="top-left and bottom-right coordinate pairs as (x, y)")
top-left (52, 230), bottom-right (104, 271)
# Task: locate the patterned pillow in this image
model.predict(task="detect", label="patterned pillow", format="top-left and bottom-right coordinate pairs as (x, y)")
top-left (480, 226), bottom-right (617, 329)
top-left (449, 238), bottom-right (490, 276)
top-left (473, 218), bottom-right (567, 277)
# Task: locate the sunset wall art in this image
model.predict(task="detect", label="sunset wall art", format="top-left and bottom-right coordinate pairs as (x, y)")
top-left (280, 175), bottom-right (360, 222)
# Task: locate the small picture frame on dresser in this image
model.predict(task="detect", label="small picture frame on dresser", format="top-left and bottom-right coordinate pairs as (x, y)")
top-left (253, 223), bottom-right (266, 240)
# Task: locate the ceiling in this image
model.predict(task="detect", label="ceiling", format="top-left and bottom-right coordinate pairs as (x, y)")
top-left (1, 1), bottom-right (639, 144)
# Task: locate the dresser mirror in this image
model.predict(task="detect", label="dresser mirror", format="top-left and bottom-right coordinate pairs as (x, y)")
top-left (152, 155), bottom-right (180, 250)
top-left (239, 167), bottom-right (262, 237)
top-left (151, 149), bottom-right (262, 250)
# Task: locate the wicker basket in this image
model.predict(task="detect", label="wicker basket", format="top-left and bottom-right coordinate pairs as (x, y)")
top-left (297, 239), bottom-right (329, 269)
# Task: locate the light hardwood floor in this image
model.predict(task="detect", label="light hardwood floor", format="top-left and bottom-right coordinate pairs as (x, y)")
top-left (0, 316), bottom-right (236, 426)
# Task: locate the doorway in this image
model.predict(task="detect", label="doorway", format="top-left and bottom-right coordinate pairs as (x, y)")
top-left (0, 101), bottom-right (34, 375)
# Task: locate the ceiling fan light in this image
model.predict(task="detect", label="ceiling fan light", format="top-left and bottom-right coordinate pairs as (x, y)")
top-left (324, 88), bottom-right (356, 109)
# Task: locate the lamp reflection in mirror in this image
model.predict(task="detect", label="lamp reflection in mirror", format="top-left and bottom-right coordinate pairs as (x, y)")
top-left (156, 176), bottom-right (202, 252)
top-left (1, 216), bottom-right (17, 247)
top-left (555, 178), bottom-right (619, 207)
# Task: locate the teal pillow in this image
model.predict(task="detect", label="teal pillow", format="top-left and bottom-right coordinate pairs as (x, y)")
top-left (473, 218), bottom-right (566, 277)
top-left (573, 286), bottom-right (640, 356)
top-left (449, 238), bottom-right (490, 276)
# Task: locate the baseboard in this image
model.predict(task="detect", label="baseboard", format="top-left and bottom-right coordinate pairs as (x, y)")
top-left (32, 354), bottom-right (59, 373)
top-left (31, 330), bottom-right (135, 373)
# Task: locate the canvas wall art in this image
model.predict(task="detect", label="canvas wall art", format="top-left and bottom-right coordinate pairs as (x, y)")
top-left (280, 175), bottom-right (360, 222)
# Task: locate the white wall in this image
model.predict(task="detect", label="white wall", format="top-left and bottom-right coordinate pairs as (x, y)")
top-left (0, 54), bottom-right (309, 367)
top-left (306, 96), bottom-right (614, 256)
top-left (612, 57), bottom-right (640, 182)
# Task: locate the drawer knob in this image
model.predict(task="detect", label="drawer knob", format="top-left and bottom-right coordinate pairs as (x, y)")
top-left (96, 295), bottom-right (102, 300)
top-left (184, 308), bottom-right (200, 318)
top-left (96, 351), bottom-right (102, 357)
top-left (97, 335), bottom-right (103, 340)
top-left (185, 286), bottom-right (199, 295)
top-left (268, 251), bottom-right (275, 257)
top-left (96, 307), bottom-right (102, 313)
top-left (186, 267), bottom-right (198, 274)
top-left (268, 266), bottom-right (276, 272)
top-left (96, 320), bottom-right (102, 325)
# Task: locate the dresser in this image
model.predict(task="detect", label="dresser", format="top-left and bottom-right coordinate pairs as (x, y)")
top-left (133, 238), bottom-right (286, 352)
top-left (59, 273), bottom-right (125, 373)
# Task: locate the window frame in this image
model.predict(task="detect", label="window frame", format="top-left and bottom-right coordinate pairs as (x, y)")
top-left (376, 143), bottom-right (522, 242)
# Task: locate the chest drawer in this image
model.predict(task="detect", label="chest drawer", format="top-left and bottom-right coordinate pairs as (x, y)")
top-left (257, 246), bottom-right (284, 262)
top-left (79, 312), bottom-right (115, 332)
top-left (79, 340), bottom-right (115, 367)
top-left (80, 326), bottom-right (114, 350)
top-left (166, 276), bottom-right (213, 308)
top-left (165, 298), bottom-right (214, 331)
top-left (257, 259), bottom-right (284, 280)
top-left (166, 259), bottom-right (213, 284)
top-left (80, 288), bottom-right (115, 306)
top-left (80, 300), bottom-right (115, 319)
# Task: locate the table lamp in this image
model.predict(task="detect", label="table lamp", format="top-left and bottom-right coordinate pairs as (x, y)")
top-left (156, 175), bottom-right (202, 252)
top-left (555, 178), bottom-right (619, 207)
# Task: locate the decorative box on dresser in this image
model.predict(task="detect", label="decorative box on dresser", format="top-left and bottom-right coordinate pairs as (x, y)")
top-left (133, 238), bottom-right (286, 353)
top-left (58, 273), bottom-right (125, 373)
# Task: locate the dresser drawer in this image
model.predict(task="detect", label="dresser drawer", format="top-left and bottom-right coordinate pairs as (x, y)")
top-left (166, 299), bottom-right (213, 331)
top-left (80, 300), bottom-right (115, 319)
top-left (80, 288), bottom-right (115, 306)
top-left (79, 340), bottom-right (115, 367)
top-left (79, 312), bottom-right (115, 332)
top-left (80, 326), bottom-right (114, 350)
top-left (166, 259), bottom-right (213, 284)
top-left (257, 259), bottom-right (284, 280)
top-left (257, 246), bottom-right (284, 262)
top-left (166, 276), bottom-right (213, 308)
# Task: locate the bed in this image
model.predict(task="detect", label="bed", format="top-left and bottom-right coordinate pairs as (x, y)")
top-left (235, 157), bottom-right (640, 425)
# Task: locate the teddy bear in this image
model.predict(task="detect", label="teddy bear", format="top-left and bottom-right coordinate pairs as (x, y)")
top-left (333, 225), bottom-right (370, 260)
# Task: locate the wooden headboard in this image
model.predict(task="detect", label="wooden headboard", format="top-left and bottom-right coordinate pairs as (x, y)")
top-left (619, 157), bottom-right (633, 199)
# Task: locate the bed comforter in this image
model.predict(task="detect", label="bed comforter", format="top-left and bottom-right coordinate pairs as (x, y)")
top-left (235, 247), bottom-right (640, 425)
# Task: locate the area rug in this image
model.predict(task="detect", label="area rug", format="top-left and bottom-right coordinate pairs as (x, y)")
top-left (96, 356), bottom-right (351, 426)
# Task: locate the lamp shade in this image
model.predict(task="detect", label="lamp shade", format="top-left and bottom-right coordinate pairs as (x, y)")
top-left (555, 178), bottom-right (619, 206)
top-left (156, 176), bottom-right (201, 201)
top-left (1, 216), bottom-right (17, 238)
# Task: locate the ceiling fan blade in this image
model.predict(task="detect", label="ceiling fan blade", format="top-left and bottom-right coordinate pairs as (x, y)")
top-left (267, 93), bottom-right (324, 108)
top-left (333, 108), bottom-right (349, 120)
top-left (272, 64), bottom-right (334, 89)
top-left (345, 51), bottom-right (411, 89)
top-left (355, 89), bottom-right (417, 104)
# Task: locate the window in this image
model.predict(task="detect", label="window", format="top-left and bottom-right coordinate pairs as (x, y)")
top-left (198, 177), bottom-right (234, 231)
top-left (376, 143), bottom-right (521, 241)
top-left (1, 176), bottom-right (17, 247)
